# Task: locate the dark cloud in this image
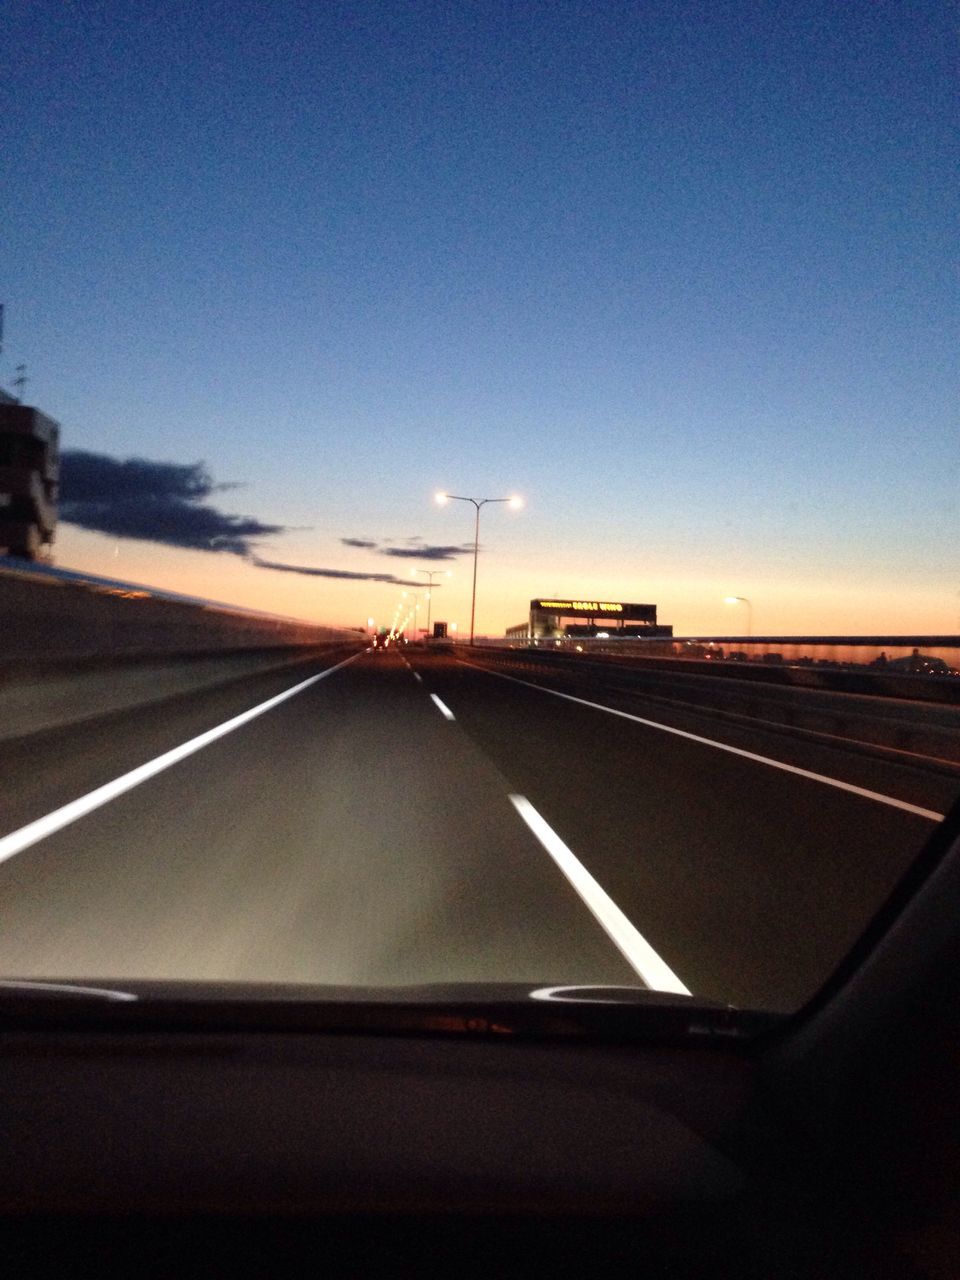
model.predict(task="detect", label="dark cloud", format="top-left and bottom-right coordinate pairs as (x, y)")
top-left (59, 451), bottom-right (285, 555)
top-left (61, 451), bottom-right (216, 503)
top-left (382, 544), bottom-right (474, 562)
top-left (251, 555), bottom-right (419, 586)
top-left (340, 533), bottom-right (475, 561)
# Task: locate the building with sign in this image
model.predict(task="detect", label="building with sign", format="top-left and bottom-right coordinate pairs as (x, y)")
top-left (506, 598), bottom-right (673, 640)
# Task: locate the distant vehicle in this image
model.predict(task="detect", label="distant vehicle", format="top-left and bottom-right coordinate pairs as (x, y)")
top-left (0, 402), bottom-right (60, 560)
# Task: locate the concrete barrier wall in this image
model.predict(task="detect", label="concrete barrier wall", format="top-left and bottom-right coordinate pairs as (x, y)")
top-left (0, 562), bottom-right (366, 742)
top-left (0, 648), bottom-right (350, 744)
top-left (0, 562), bottom-right (360, 661)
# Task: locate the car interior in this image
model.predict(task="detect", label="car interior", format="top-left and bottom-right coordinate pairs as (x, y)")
top-left (1, 795), bottom-right (958, 1279)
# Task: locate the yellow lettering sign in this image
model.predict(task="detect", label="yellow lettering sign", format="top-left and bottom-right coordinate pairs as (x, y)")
top-left (535, 600), bottom-right (625, 613)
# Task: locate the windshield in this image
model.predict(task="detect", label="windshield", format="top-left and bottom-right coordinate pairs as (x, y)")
top-left (1, 1), bottom-right (957, 1017)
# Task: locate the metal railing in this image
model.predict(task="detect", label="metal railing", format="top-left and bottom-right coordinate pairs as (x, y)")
top-left (471, 633), bottom-right (960, 676)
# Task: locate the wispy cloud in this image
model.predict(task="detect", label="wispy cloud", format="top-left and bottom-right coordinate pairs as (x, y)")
top-left (340, 534), bottom-right (476, 561)
top-left (381, 544), bottom-right (474, 562)
top-left (60, 451), bottom-right (286, 555)
top-left (250, 555), bottom-right (420, 586)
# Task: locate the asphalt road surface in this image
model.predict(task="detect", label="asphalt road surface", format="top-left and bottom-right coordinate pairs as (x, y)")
top-left (1, 647), bottom-right (957, 1010)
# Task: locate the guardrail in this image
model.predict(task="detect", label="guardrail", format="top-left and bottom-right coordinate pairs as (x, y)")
top-left (471, 633), bottom-right (960, 704)
top-left (461, 644), bottom-right (960, 768)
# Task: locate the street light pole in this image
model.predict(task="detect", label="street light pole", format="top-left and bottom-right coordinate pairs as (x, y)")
top-left (470, 502), bottom-right (481, 646)
top-left (411, 568), bottom-right (451, 639)
top-left (435, 492), bottom-right (523, 645)
top-left (723, 596), bottom-right (753, 636)
top-left (402, 590), bottom-right (421, 642)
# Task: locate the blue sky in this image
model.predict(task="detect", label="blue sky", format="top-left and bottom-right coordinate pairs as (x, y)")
top-left (3, 0), bottom-right (957, 633)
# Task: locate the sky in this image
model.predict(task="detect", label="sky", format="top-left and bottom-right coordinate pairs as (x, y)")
top-left (2, 0), bottom-right (957, 636)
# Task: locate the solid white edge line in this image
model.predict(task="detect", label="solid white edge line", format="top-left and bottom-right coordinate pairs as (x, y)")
top-left (510, 795), bottom-right (691, 995)
top-left (0, 979), bottom-right (138, 1001)
top-left (430, 693), bottom-right (456, 720)
top-left (464, 663), bottom-right (945, 824)
top-left (0, 651), bottom-right (364, 867)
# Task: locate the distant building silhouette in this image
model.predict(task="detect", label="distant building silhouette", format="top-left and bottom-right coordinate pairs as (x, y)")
top-left (0, 399), bottom-right (60, 559)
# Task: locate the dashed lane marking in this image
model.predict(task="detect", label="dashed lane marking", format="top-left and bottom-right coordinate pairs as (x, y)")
top-left (510, 795), bottom-right (691, 994)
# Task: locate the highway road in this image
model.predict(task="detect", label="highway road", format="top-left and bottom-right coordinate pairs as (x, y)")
top-left (1, 646), bottom-right (957, 1011)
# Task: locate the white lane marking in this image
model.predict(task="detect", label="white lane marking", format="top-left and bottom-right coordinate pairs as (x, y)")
top-left (0, 652), bottom-right (363, 868)
top-left (466, 664), bottom-right (945, 824)
top-left (0, 979), bottom-right (138, 1001)
top-left (510, 795), bottom-right (691, 995)
top-left (430, 693), bottom-right (456, 720)
top-left (412, 671), bottom-right (423, 684)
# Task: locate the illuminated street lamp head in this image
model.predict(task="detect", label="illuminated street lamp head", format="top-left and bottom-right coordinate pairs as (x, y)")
top-left (508, 495), bottom-right (524, 509)
top-left (435, 491), bottom-right (449, 505)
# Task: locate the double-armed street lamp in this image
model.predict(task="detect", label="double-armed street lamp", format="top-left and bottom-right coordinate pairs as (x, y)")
top-left (410, 566), bottom-right (451, 639)
top-left (435, 492), bottom-right (523, 644)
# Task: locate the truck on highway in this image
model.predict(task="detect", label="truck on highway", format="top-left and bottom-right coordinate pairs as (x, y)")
top-left (0, 398), bottom-right (60, 560)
